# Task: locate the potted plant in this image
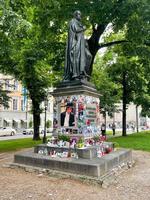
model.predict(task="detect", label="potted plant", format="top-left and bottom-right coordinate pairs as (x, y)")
top-left (58, 134), bottom-right (70, 142)
top-left (93, 135), bottom-right (100, 143)
top-left (77, 137), bottom-right (84, 148)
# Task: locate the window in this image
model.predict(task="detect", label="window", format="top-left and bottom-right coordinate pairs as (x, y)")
top-left (14, 80), bottom-right (18, 91)
top-left (21, 99), bottom-right (26, 111)
top-left (13, 99), bottom-right (18, 110)
top-left (48, 102), bottom-right (51, 112)
top-left (4, 106), bottom-right (9, 110)
top-left (21, 100), bottom-right (24, 111)
top-left (5, 80), bottom-right (10, 90)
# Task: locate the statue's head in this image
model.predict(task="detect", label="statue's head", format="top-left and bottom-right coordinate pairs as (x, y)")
top-left (73, 10), bottom-right (81, 21)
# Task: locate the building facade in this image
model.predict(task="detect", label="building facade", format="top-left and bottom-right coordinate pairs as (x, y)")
top-left (101, 103), bottom-right (150, 129)
top-left (0, 74), bottom-right (53, 132)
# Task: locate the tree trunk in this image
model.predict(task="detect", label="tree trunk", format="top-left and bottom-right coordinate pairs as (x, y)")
top-left (122, 72), bottom-right (127, 136)
top-left (104, 111), bottom-right (107, 128)
top-left (87, 53), bottom-right (97, 78)
top-left (87, 24), bottom-right (128, 78)
top-left (103, 111), bottom-right (107, 134)
top-left (32, 100), bottom-right (41, 140)
top-left (87, 24), bottom-right (106, 76)
top-left (136, 105), bottom-right (139, 133)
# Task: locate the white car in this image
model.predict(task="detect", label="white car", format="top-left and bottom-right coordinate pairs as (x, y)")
top-left (22, 127), bottom-right (53, 135)
top-left (0, 127), bottom-right (16, 136)
top-left (22, 127), bottom-right (45, 135)
top-left (22, 128), bottom-right (33, 135)
top-left (39, 127), bottom-right (53, 134)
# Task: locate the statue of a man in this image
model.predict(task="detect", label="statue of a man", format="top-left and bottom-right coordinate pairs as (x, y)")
top-left (64, 10), bottom-right (91, 81)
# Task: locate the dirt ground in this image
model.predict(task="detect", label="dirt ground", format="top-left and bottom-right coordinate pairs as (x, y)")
top-left (0, 150), bottom-right (150, 200)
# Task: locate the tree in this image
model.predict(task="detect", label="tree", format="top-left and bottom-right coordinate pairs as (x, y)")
top-left (90, 0), bottom-right (150, 136)
top-left (0, 84), bottom-right (10, 108)
top-left (92, 55), bottom-right (121, 127)
top-left (100, 40), bottom-right (149, 136)
top-left (29, 120), bottom-right (33, 129)
top-left (46, 120), bottom-right (52, 129)
top-left (0, 0), bottom-right (56, 140)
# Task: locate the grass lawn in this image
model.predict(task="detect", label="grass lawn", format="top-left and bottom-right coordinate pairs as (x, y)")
top-left (0, 138), bottom-right (42, 153)
top-left (108, 131), bottom-right (150, 152)
top-left (106, 130), bottom-right (121, 135)
top-left (0, 131), bottom-right (150, 153)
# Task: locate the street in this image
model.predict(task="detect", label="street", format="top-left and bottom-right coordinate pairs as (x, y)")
top-left (0, 128), bottom-right (148, 141)
top-left (0, 133), bottom-right (52, 141)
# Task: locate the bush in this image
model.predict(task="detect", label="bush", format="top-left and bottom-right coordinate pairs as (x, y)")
top-left (29, 120), bottom-right (33, 128)
top-left (58, 134), bottom-right (70, 142)
top-left (93, 135), bottom-right (100, 142)
top-left (77, 137), bottom-right (84, 144)
top-left (46, 120), bottom-right (52, 128)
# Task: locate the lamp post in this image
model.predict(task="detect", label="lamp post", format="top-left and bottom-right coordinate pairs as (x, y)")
top-left (25, 96), bottom-right (28, 129)
top-left (43, 97), bottom-right (48, 143)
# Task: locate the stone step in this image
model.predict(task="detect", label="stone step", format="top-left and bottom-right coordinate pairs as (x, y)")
top-left (14, 148), bottom-right (132, 178)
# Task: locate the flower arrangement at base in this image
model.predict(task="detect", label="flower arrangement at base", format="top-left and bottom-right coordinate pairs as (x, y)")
top-left (58, 134), bottom-right (70, 142)
top-left (76, 137), bottom-right (84, 148)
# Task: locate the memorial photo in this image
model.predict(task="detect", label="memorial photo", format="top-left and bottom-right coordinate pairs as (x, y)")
top-left (60, 102), bottom-right (75, 127)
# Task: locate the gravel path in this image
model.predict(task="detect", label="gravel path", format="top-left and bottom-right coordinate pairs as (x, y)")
top-left (0, 150), bottom-right (150, 200)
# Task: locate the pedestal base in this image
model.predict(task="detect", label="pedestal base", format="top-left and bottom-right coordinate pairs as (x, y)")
top-left (52, 80), bottom-right (101, 137)
top-left (14, 147), bottom-right (132, 178)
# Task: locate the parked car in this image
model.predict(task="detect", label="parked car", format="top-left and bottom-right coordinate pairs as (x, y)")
top-left (140, 126), bottom-right (147, 130)
top-left (22, 128), bottom-right (33, 135)
top-left (39, 126), bottom-right (44, 134)
top-left (39, 127), bottom-right (53, 134)
top-left (47, 128), bottom-right (53, 133)
top-left (22, 127), bottom-right (45, 135)
top-left (22, 127), bottom-right (53, 135)
top-left (0, 127), bottom-right (16, 136)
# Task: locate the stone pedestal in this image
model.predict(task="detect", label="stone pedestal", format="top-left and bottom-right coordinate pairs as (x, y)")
top-left (14, 147), bottom-right (132, 178)
top-left (34, 142), bottom-right (114, 159)
top-left (52, 79), bottom-right (101, 138)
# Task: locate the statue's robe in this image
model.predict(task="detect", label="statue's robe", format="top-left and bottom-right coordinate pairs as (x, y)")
top-left (64, 18), bottom-right (91, 80)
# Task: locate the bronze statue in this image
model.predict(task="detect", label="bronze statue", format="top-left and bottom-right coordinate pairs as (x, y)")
top-left (64, 10), bottom-right (92, 81)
